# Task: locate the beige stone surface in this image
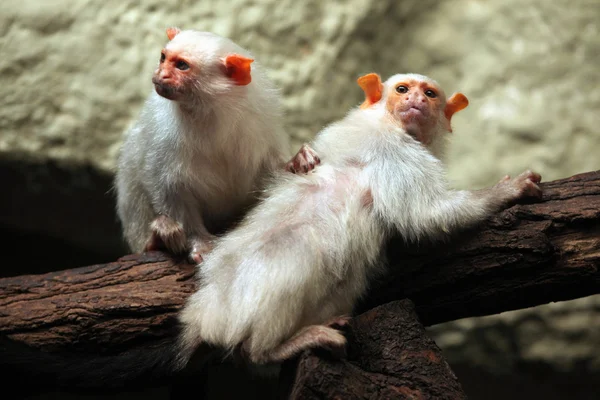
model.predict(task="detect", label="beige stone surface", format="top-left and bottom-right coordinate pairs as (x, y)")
top-left (2, 0), bottom-right (598, 182)
top-left (1, 0), bottom-right (599, 380)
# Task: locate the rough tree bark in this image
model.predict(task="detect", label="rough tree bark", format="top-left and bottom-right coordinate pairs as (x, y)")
top-left (282, 300), bottom-right (467, 399)
top-left (1, 170), bottom-right (599, 397)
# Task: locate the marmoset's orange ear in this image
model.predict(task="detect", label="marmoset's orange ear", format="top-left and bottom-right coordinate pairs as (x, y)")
top-left (444, 93), bottom-right (469, 132)
top-left (357, 73), bottom-right (383, 109)
top-left (166, 27), bottom-right (181, 40)
top-left (224, 54), bottom-right (254, 86)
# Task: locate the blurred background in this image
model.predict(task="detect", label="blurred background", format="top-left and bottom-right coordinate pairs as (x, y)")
top-left (1, 0), bottom-right (599, 398)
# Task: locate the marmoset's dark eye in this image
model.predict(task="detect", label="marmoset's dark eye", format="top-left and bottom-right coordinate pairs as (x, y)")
top-left (175, 60), bottom-right (190, 70)
top-left (424, 89), bottom-right (437, 98)
top-left (160, 53), bottom-right (166, 63)
top-left (396, 85), bottom-right (408, 94)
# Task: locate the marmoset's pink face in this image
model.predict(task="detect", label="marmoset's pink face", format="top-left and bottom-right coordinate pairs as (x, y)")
top-left (357, 73), bottom-right (469, 145)
top-left (152, 45), bottom-right (195, 101)
top-left (151, 27), bottom-right (254, 102)
top-left (385, 78), bottom-right (444, 142)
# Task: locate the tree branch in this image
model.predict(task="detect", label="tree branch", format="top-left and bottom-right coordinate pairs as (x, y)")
top-left (282, 300), bottom-right (467, 399)
top-left (367, 170), bottom-right (600, 325)
top-left (1, 171), bottom-right (598, 351)
top-left (0, 171), bottom-right (598, 396)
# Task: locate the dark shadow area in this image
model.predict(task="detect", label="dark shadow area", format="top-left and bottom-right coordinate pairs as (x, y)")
top-left (0, 224), bottom-right (121, 277)
top-left (1, 155), bottom-right (127, 276)
top-left (453, 362), bottom-right (600, 400)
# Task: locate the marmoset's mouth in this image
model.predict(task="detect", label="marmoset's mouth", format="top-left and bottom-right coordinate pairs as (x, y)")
top-left (399, 107), bottom-right (426, 120)
top-left (153, 82), bottom-right (179, 101)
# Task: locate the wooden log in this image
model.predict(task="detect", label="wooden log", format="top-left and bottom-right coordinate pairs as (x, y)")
top-left (365, 170), bottom-right (600, 325)
top-left (282, 299), bottom-right (467, 400)
top-left (0, 252), bottom-right (192, 352)
top-left (1, 171), bottom-right (597, 352)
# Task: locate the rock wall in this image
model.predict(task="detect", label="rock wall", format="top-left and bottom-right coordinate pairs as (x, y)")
top-left (3, 0), bottom-right (598, 183)
top-left (427, 296), bottom-right (600, 399)
top-left (2, 0), bottom-right (599, 397)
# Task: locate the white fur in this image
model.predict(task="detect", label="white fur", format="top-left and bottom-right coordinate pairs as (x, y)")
top-left (115, 31), bottom-right (290, 252)
top-left (175, 74), bottom-right (502, 365)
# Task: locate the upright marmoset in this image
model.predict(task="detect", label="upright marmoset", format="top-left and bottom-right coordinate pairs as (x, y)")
top-left (173, 72), bottom-right (543, 365)
top-left (115, 27), bottom-right (301, 262)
